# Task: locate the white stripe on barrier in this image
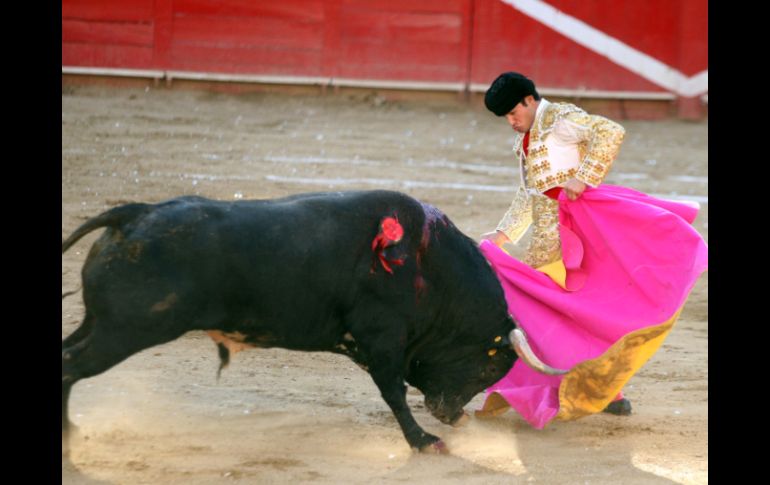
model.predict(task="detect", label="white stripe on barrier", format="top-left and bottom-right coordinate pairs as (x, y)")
top-left (500, 0), bottom-right (708, 97)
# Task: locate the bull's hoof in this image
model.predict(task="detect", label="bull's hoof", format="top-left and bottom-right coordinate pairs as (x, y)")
top-left (419, 439), bottom-right (449, 454)
top-left (602, 398), bottom-right (632, 416)
top-left (411, 432), bottom-right (449, 454)
top-left (451, 411), bottom-right (470, 428)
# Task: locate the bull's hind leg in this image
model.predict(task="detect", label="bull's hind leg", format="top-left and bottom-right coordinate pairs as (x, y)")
top-left (62, 314), bottom-right (96, 444)
top-left (62, 320), bottom-right (186, 452)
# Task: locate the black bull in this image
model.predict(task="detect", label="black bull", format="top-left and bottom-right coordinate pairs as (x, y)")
top-left (62, 190), bottom-right (528, 453)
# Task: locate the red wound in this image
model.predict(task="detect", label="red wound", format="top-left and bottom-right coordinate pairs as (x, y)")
top-left (371, 215), bottom-right (405, 274)
top-left (381, 217), bottom-right (404, 242)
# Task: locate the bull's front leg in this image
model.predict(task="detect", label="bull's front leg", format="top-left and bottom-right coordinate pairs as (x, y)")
top-left (362, 348), bottom-right (447, 453)
top-left (346, 298), bottom-right (447, 453)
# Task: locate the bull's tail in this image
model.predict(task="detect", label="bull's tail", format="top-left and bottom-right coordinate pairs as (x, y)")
top-left (61, 285), bottom-right (81, 300)
top-left (62, 203), bottom-right (151, 254)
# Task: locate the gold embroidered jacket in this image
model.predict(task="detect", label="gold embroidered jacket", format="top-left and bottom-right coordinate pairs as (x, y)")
top-left (496, 99), bottom-right (625, 243)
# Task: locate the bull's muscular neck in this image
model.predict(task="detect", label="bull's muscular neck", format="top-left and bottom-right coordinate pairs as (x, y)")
top-left (408, 204), bottom-right (517, 388)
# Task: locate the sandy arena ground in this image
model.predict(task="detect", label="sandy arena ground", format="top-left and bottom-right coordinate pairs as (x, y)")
top-left (62, 85), bottom-right (707, 484)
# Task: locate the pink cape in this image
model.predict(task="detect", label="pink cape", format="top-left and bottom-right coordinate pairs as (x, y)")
top-left (478, 185), bottom-right (708, 428)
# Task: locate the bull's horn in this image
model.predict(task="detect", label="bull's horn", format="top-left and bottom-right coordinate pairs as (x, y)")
top-left (509, 328), bottom-right (569, 375)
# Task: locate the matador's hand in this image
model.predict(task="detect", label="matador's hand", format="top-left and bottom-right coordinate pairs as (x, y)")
top-left (563, 178), bottom-right (587, 200)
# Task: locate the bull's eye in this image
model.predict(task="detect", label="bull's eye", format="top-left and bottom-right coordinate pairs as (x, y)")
top-left (488, 349), bottom-right (497, 356)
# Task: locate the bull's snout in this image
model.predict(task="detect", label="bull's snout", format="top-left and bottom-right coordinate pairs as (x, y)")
top-left (424, 395), bottom-right (465, 425)
top-left (451, 411), bottom-right (470, 428)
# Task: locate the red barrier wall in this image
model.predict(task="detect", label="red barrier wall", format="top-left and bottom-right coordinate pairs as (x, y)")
top-left (62, 0), bottom-right (707, 116)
